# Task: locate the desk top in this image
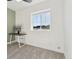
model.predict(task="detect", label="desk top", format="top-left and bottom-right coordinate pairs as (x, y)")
top-left (9, 33), bottom-right (27, 36)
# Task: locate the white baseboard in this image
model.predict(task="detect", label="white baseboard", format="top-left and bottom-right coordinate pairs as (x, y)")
top-left (7, 40), bottom-right (16, 44)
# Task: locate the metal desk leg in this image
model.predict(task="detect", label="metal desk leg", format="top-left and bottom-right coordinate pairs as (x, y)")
top-left (18, 35), bottom-right (25, 48)
top-left (10, 35), bottom-right (12, 44)
top-left (17, 36), bottom-right (21, 48)
top-left (24, 35), bottom-right (26, 45)
top-left (21, 35), bottom-right (25, 46)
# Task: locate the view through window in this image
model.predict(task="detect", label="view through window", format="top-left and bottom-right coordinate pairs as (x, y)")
top-left (32, 9), bottom-right (51, 30)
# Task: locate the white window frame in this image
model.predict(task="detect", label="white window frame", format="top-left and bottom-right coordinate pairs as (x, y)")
top-left (31, 8), bottom-right (51, 31)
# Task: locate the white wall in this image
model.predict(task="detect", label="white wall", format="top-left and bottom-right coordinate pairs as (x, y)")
top-left (16, 0), bottom-right (64, 53)
top-left (64, 0), bottom-right (72, 59)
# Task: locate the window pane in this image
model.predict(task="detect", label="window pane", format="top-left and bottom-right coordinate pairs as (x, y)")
top-left (32, 14), bottom-right (41, 29)
top-left (41, 12), bottom-right (51, 29)
top-left (32, 10), bottom-right (51, 30)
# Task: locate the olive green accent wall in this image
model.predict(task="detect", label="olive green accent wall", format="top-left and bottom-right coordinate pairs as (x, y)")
top-left (7, 8), bottom-right (15, 42)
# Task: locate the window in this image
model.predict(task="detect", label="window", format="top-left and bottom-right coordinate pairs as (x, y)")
top-left (31, 9), bottom-right (51, 31)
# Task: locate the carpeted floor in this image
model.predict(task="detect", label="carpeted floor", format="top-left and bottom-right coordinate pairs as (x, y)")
top-left (7, 42), bottom-right (65, 59)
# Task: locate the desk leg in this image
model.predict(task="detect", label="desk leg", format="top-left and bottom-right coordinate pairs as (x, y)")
top-left (10, 35), bottom-right (12, 44)
top-left (17, 36), bottom-right (21, 48)
top-left (24, 36), bottom-right (26, 45)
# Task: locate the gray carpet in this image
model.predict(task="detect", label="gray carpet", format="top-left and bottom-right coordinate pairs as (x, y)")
top-left (7, 43), bottom-right (65, 59)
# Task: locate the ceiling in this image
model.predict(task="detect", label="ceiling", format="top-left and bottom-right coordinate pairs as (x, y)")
top-left (7, 0), bottom-right (47, 11)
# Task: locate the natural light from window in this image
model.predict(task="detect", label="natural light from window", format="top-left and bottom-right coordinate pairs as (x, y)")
top-left (31, 9), bottom-right (51, 31)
